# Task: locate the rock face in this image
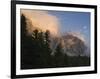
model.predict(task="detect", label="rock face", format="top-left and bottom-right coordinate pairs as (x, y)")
top-left (62, 34), bottom-right (86, 56)
top-left (50, 33), bottom-right (87, 56)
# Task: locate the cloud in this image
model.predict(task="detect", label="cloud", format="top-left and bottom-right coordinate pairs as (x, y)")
top-left (67, 32), bottom-right (86, 43)
top-left (21, 9), bottom-right (60, 36)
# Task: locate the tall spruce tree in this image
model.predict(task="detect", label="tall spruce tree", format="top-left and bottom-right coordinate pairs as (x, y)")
top-left (21, 14), bottom-right (42, 69)
top-left (54, 43), bottom-right (65, 67)
top-left (43, 30), bottom-right (52, 67)
top-left (21, 14), bottom-right (35, 69)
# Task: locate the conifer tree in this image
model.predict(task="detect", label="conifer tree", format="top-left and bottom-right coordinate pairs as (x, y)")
top-left (54, 43), bottom-right (64, 67)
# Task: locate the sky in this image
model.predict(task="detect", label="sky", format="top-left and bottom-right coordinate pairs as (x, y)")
top-left (48, 10), bottom-right (90, 46)
top-left (21, 9), bottom-right (90, 47)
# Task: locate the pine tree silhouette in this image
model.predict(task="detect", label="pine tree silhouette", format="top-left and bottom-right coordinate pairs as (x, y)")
top-left (54, 43), bottom-right (65, 67)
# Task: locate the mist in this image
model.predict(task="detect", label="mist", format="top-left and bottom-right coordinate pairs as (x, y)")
top-left (21, 9), bottom-right (60, 36)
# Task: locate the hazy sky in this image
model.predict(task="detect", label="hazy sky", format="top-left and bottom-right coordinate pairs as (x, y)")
top-left (48, 10), bottom-right (90, 45)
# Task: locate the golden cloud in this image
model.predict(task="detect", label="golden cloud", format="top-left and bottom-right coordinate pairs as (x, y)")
top-left (21, 9), bottom-right (60, 36)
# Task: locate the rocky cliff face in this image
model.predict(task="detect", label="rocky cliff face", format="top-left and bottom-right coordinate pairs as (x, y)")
top-left (50, 33), bottom-right (87, 56)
